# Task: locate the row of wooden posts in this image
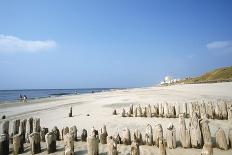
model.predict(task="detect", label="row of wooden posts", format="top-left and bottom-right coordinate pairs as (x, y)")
top-left (1, 115), bottom-right (232, 155)
top-left (117, 100), bottom-right (232, 120)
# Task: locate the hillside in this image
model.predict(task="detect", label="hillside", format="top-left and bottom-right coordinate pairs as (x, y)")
top-left (182, 66), bottom-right (232, 84)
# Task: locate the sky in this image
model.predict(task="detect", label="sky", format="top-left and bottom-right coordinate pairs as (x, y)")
top-left (0, 0), bottom-right (232, 89)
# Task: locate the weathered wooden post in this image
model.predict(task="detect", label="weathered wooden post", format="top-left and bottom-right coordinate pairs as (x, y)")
top-left (122, 127), bottom-right (131, 145)
top-left (19, 119), bottom-right (27, 143)
top-left (201, 143), bottom-right (213, 155)
top-left (183, 102), bottom-right (187, 117)
top-left (45, 132), bottom-right (56, 154)
top-left (153, 105), bottom-right (159, 117)
top-left (33, 118), bottom-right (40, 133)
top-left (131, 141), bottom-right (140, 155)
top-left (64, 133), bottom-right (74, 155)
top-left (154, 124), bottom-right (163, 147)
top-left (129, 104), bottom-right (133, 115)
top-left (229, 128), bottom-right (232, 149)
top-left (167, 105), bottom-right (176, 118)
top-left (166, 123), bottom-right (176, 149)
top-left (69, 106), bottom-right (72, 117)
top-left (26, 117), bottom-right (33, 143)
top-left (145, 124), bottom-right (153, 146)
top-left (163, 102), bottom-right (168, 118)
top-left (142, 106), bottom-right (147, 117)
top-left (133, 107), bottom-right (137, 117)
top-left (147, 104), bottom-right (152, 117)
top-left (12, 119), bottom-right (20, 135)
top-left (13, 134), bottom-right (24, 154)
top-left (190, 112), bottom-right (202, 148)
top-left (70, 126), bottom-right (77, 141)
top-left (87, 131), bottom-right (99, 155)
top-left (200, 101), bottom-right (207, 119)
top-left (29, 132), bottom-right (41, 154)
top-left (107, 136), bottom-right (117, 155)
top-left (133, 129), bottom-right (143, 145)
top-left (206, 102), bottom-right (214, 119)
top-left (159, 103), bottom-right (164, 117)
top-left (228, 107), bottom-right (232, 120)
top-left (52, 126), bottom-right (60, 141)
top-left (112, 109), bottom-right (117, 115)
top-left (100, 125), bottom-right (108, 144)
top-left (137, 105), bottom-right (142, 117)
top-left (1, 120), bottom-right (9, 135)
top-left (122, 108), bottom-right (126, 117)
top-left (215, 128), bottom-right (228, 150)
top-left (159, 139), bottom-right (166, 155)
top-left (81, 129), bottom-right (87, 142)
top-left (179, 113), bottom-right (191, 148)
top-left (62, 126), bottom-right (69, 140)
top-left (114, 133), bottom-right (122, 144)
top-left (221, 101), bottom-right (228, 120)
top-left (200, 119), bottom-right (212, 145)
top-left (40, 127), bottom-right (49, 142)
top-left (0, 134), bottom-right (9, 155)
top-left (214, 103), bottom-right (220, 119)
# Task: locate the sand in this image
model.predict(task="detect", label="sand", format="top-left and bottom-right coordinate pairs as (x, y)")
top-left (1, 82), bottom-right (232, 154)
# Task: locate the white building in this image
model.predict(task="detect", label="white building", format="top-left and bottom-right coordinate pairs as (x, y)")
top-left (164, 76), bottom-right (172, 84)
top-left (160, 76), bottom-right (180, 85)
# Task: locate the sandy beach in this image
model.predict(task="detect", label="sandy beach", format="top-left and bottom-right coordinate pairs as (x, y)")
top-left (1, 82), bottom-right (232, 155)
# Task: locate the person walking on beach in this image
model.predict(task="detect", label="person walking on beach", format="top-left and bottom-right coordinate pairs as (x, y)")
top-left (19, 94), bottom-right (23, 102)
top-left (23, 95), bottom-right (27, 103)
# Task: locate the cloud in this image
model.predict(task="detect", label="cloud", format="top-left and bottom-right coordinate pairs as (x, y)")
top-left (0, 34), bottom-right (57, 53)
top-left (206, 40), bottom-right (232, 54)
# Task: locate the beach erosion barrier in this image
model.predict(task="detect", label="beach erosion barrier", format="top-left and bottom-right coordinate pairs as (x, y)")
top-left (0, 102), bottom-right (232, 155)
top-left (116, 100), bottom-right (232, 120)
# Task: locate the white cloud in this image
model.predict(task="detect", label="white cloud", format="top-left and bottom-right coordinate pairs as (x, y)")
top-left (206, 40), bottom-right (232, 54)
top-left (0, 34), bottom-right (57, 53)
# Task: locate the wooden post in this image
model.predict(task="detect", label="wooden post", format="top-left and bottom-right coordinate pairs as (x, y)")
top-left (87, 134), bottom-right (99, 155)
top-left (64, 133), bottom-right (74, 155)
top-left (0, 134), bottom-right (9, 155)
top-left (81, 129), bottom-right (87, 142)
top-left (216, 128), bottom-right (228, 150)
top-left (70, 126), bottom-right (77, 141)
top-left (100, 125), bottom-right (108, 144)
top-left (45, 132), bottom-right (56, 154)
top-left (131, 141), bottom-right (140, 155)
top-left (166, 123), bottom-right (176, 149)
top-left (13, 134), bottom-right (24, 154)
top-left (107, 136), bottom-right (117, 155)
top-left (29, 132), bottom-right (41, 154)
top-left (52, 126), bottom-right (60, 141)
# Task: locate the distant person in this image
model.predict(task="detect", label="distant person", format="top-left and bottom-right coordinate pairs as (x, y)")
top-left (75, 90), bottom-right (78, 94)
top-left (19, 94), bottom-right (23, 102)
top-left (23, 95), bottom-right (27, 103)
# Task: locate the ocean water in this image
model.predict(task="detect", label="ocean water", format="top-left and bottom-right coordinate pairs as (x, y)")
top-left (0, 88), bottom-right (116, 103)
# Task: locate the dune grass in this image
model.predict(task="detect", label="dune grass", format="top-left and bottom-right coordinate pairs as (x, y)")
top-left (182, 66), bottom-right (232, 84)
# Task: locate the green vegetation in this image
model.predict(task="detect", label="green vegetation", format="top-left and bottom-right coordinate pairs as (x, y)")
top-left (181, 66), bottom-right (232, 84)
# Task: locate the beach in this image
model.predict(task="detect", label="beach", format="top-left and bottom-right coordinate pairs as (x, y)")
top-left (1, 82), bottom-right (232, 155)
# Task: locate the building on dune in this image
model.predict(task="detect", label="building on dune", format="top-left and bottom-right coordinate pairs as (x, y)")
top-left (160, 76), bottom-right (180, 85)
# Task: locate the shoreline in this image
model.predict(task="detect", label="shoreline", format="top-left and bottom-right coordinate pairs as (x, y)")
top-left (0, 88), bottom-right (122, 104)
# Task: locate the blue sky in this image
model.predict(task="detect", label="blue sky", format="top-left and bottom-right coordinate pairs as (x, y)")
top-left (0, 0), bottom-right (232, 89)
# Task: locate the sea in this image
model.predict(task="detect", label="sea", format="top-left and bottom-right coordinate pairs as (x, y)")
top-left (0, 88), bottom-right (117, 103)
